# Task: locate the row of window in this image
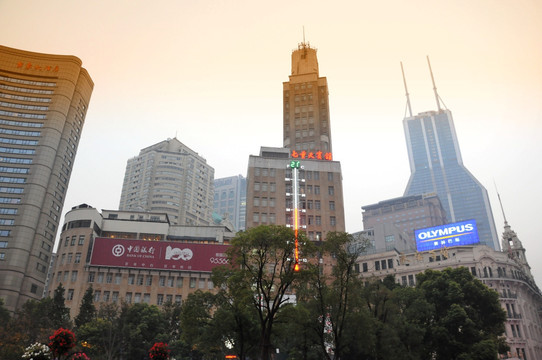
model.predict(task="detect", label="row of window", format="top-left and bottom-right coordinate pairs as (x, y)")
top-left (0, 118), bottom-right (43, 128)
top-left (0, 101), bottom-right (48, 111)
top-left (0, 110), bottom-right (46, 119)
top-left (0, 166), bottom-right (29, 174)
top-left (0, 147), bottom-right (35, 155)
top-left (0, 83), bottom-right (54, 95)
top-left (0, 156), bottom-right (32, 164)
top-left (0, 197), bottom-right (20, 204)
top-left (0, 75), bottom-right (56, 87)
top-left (0, 91), bottom-right (51, 103)
top-left (0, 128), bottom-right (41, 137)
top-left (62, 234), bottom-right (86, 247)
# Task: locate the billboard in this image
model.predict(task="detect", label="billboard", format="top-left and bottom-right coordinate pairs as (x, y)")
top-left (90, 237), bottom-right (229, 271)
top-left (415, 220), bottom-right (479, 252)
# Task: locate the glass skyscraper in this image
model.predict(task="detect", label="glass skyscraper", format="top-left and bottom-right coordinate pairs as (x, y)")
top-left (403, 109), bottom-right (499, 250)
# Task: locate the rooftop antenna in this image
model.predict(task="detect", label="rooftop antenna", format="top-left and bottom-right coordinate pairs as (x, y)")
top-left (401, 61), bottom-right (413, 117)
top-left (494, 181), bottom-right (508, 225)
top-left (427, 55), bottom-right (442, 112)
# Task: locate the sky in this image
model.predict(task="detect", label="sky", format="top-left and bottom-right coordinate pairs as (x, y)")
top-left (1, 0), bottom-right (541, 283)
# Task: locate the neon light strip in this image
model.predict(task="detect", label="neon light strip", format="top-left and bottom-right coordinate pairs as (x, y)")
top-left (293, 166), bottom-right (300, 270)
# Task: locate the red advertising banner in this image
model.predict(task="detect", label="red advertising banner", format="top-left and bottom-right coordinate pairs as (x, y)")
top-left (90, 237), bottom-right (230, 272)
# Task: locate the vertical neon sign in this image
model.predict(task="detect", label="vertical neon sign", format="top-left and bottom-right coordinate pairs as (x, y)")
top-left (288, 160), bottom-right (302, 271)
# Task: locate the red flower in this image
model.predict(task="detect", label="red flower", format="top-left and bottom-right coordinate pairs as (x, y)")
top-left (48, 328), bottom-right (77, 358)
top-left (149, 342), bottom-right (170, 360)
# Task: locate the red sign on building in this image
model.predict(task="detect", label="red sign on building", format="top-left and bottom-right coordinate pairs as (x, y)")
top-left (90, 237), bottom-right (229, 272)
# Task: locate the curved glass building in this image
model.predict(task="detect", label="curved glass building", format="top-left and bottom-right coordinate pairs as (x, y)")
top-left (0, 45), bottom-right (93, 313)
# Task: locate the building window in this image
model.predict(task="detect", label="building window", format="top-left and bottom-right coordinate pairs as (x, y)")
top-left (112, 292), bottom-right (119, 303)
top-left (71, 271), bottom-right (78, 282)
top-left (145, 276), bottom-right (152, 286)
top-left (375, 261), bottom-right (380, 271)
top-left (167, 277), bottom-right (174, 287)
top-left (329, 201), bottom-right (335, 210)
top-left (315, 216), bottom-right (321, 225)
top-left (388, 259), bottom-right (394, 269)
top-left (137, 275), bottom-right (144, 285)
top-left (78, 235), bottom-right (85, 245)
top-left (328, 186), bottom-right (334, 196)
top-left (106, 273), bottom-right (113, 284)
top-left (134, 293), bottom-right (141, 303)
top-left (175, 295), bottom-right (182, 304)
top-left (408, 274), bottom-right (415, 286)
top-left (115, 274), bottom-right (122, 284)
top-left (70, 236), bottom-right (76, 246)
top-left (88, 272), bottom-right (95, 283)
top-left (330, 216), bottom-right (336, 226)
top-left (362, 263), bottom-right (368, 272)
top-left (125, 293), bottom-right (132, 303)
top-left (190, 278), bottom-right (196, 288)
top-left (94, 291), bottom-right (101, 302)
top-left (64, 237), bottom-right (69, 246)
top-left (166, 295), bottom-right (172, 303)
top-left (0, 241), bottom-right (7, 248)
top-left (157, 294), bottom-right (164, 306)
top-left (176, 277), bottom-right (183, 288)
top-left (313, 172), bottom-right (319, 180)
top-left (327, 172), bottom-right (333, 181)
top-left (74, 253), bottom-right (81, 264)
top-left (97, 273), bottom-right (104, 283)
top-left (67, 289), bottom-right (74, 301)
top-left (143, 294), bottom-right (150, 303)
top-left (128, 274), bottom-right (135, 285)
top-left (67, 253), bottom-right (73, 263)
top-left (315, 200), bottom-right (321, 210)
top-left (314, 186), bottom-right (320, 195)
top-left (103, 291), bottom-right (110, 302)
top-left (159, 276), bottom-right (166, 286)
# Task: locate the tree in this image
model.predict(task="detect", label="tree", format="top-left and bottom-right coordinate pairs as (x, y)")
top-left (75, 286), bottom-right (95, 328)
top-left (118, 302), bottom-right (166, 360)
top-left (297, 231), bottom-right (373, 359)
top-left (77, 303), bottom-right (122, 360)
top-left (416, 267), bottom-right (507, 360)
top-left (215, 225), bottom-right (314, 360)
top-left (51, 283), bottom-right (71, 329)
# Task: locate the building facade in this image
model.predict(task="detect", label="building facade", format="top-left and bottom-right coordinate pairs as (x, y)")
top-left (213, 174), bottom-right (246, 231)
top-left (355, 221), bottom-right (542, 359)
top-left (283, 42), bottom-right (333, 153)
top-left (362, 193), bottom-right (447, 241)
top-left (0, 45), bottom-right (93, 313)
top-left (50, 204), bottom-right (235, 318)
top-left (119, 138), bottom-right (214, 226)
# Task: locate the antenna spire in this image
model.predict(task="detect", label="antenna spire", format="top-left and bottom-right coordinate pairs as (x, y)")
top-left (401, 61), bottom-right (413, 117)
top-left (494, 181), bottom-right (508, 225)
top-left (427, 56), bottom-right (442, 112)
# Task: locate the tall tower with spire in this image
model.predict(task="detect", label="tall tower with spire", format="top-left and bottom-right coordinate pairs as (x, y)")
top-left (282, 42), bottom-right (332, 153)
top-left (402, 58), bottom-right (499, 249)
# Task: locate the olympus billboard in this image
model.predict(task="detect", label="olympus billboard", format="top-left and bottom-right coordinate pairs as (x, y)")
top-left (415, 220), bottom-right (480, 252)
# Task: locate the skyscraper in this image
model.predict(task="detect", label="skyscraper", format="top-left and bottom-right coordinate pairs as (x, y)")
top-left (402, 59), bottom-right (498, 249)
top-left (283, 42), bottom-right (332, 153)
top-left (119, 138), bottom-right (214, 226)
top-left (245, 42), bottom-right (345, 239)
top-left (213, 175), bottom-right (246, 231)
top-left (0, 45), bottom-right (93, 312)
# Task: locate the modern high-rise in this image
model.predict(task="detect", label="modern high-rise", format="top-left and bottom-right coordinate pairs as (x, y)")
top-left (246, 42), bottom-right (345, 240)
top-left (0, 45), bottom-right (93, 313)
top-left (213, 175), bottom-right (246, 231)
top-left (402, 59), bottom-right (499, 250)
top-left (119, 138), bottom-right (214, 226)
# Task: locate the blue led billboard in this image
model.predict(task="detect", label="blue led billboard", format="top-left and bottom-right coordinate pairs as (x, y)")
top-left (415, 220), bottom-right (480, 252)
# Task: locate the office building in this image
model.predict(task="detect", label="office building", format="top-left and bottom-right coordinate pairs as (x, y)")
top-left (362, 193), bottom-right (447, 241)
top-left (213, 175), bottom-right (246, 231)
top-left (119, 138), bottom-right (214, 226)
top-left (0, 45), bottom-right (93, 313)
top-left (246, 42), bottom-right (345, 240)
top-left (50, 204), bottom-right (234, 318)
top-left (402, 59), bottom-right (499, 249)
top-left (246, 146), bottom-right (345, 240)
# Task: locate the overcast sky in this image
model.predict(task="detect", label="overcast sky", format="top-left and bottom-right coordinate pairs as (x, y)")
top-left (1, 0), bottom-right (541, 284)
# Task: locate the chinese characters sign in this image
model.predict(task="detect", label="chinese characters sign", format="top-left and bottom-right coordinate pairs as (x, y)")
top-left (90, 237), bottom-right (229, 271)
top-left (17, 61), bottom-right (59, 72)
top-left (291, 150), bottom-right (332, 161)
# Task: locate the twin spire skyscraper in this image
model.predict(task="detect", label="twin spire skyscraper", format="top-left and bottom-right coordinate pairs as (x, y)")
top-left (401, 58), bottom-right (499, 249)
